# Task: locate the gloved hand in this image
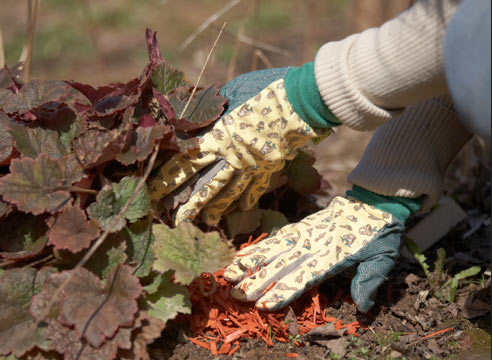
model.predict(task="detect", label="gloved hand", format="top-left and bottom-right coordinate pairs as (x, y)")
top-left (224, 190), bottom-right (414, 313)
top-left (149, 63), bottom-right (339, 225)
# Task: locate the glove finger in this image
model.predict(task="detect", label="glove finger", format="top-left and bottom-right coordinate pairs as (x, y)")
top-left (230, 246), bottom-right (309, 303)
top-left (148, 152), bottom-right (216, 201)
top-left (200, 172), bottom-right (253, 225)
top-left (239, 171), bottom-right (272, 211)
top-left (174, 163), bottom-right (235, 224)
top-left (223, 220), bottom-right (312, 283)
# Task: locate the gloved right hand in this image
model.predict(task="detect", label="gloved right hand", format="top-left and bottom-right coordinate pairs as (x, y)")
top-left (149, 63), bottom-right (339, 225)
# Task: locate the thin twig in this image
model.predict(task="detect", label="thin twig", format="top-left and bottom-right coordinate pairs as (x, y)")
top-left (251, 49), bottom-right (273, 71)
top-left (0, 29), bottom-right (5, 68)
top-left (213, 26), bottom-right (291, 57)
top-left (179, 22), bottom-right (226, 119)
top-left (64, 186), bottom-right (99, 195)
top-left (39, 143), bottom-right (160, 322)
top-left (20, 0), bottom-right (39, 83)
top-left (179, 0), bottom-right (241, 52)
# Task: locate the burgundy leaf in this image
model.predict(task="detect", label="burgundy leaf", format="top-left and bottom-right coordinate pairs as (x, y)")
top-left (48, 205), bottom-right (100, 253)
top-left (73, 107), bottom-right (133, 168)
top-left (1, 80), bottom-right (90, 116)
top-left (116, 124), bottom-right (167, 165)
top-left (0, 155), bottom-right (72, 215)
top-left (46, 320), bottom-right (132, 360)
top-left (145, 28), bottom-right (163, 64)
top-left (167, 86), bottom-right (226, 132)
top-left (60, 265), bottom-right (141, 348)
top-left (152, 88), bottom-right (176, 122)
top-left (0, 112), bottom-right (14, 164)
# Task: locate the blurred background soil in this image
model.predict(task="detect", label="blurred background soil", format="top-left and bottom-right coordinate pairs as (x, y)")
top-left (0, 0), bottom-right (411, 196)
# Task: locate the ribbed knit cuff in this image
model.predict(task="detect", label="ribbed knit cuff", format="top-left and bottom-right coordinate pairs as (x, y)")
top-left (348, 95), bottom-right (472, 211)
top-left (313, 0), bottom-right (460, 131)
top-left (314, 36), bottom-right (403, 131)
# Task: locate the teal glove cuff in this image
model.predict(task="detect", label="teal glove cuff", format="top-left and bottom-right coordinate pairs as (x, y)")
top-left (346, 185), bottom-right (423, 223)
top-left (284, 62), bottom-right (340, 129)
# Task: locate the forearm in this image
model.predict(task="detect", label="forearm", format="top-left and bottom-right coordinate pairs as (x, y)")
top-left (314, 0), bottom-right (461, 131)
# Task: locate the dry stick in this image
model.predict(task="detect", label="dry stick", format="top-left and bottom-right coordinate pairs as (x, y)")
top-left (214, 26), bottom-right (291, 57)
top-left (0, 29), bottom-right (5, 68)
top-left (20, 0), bottom-right (39, 83)
top-left (251, 49), bottom-right (272, 72)
top-left (179, 22), bottom-right (226, 119)
top-left (39, 143), bottom-right (160, 322)
top-left (179, 0), bottom-right (241, 52)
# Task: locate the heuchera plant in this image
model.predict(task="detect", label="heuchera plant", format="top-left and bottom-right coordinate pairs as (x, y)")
top-left (0, 29), bottom-right (323, 360)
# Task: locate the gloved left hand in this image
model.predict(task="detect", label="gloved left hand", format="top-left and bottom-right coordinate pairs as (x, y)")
top-left (224, 194), bottom-right (408, 313)
top-left (148, 64), bottom-right (338, 225)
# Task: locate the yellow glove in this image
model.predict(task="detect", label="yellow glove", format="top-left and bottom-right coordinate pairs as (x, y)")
top-left (149, 78), bottom-right (326, 225)
top-left (224, 193), bottom-right (409, 313)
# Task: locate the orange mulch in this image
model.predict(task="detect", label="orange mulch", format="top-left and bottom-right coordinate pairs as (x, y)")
top-left (185, 234), bottom-right (364, 357)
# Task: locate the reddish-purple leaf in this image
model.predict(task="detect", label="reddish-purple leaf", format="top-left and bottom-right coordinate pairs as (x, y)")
top-left (46, 320), bottom-right (132, 360)
top-left (116, 124), bottom-right (167, 165)
top-left (0, 63), bottom-right (23, 92)
top-left (145, 28), bottom-right (163, 64)
top-left (48, 205), bottom-right (100, 253)
top-left (0, 155), bottom-right (72, 215)
top-left (60, 265), bottom-right (141, 348)
top-left (0, 112), bottom-right (14, 164)
top-left (152, 88), bottom-right (176, 122)
top-left (117, 312), bottom-right (165, 360)
top-left (167, 86), bottom-right (226, 132)
top-left (0, 80), bottom-right (90, 116)
top-left (138, 113), bottom-right (156, 128)
top-left (73, 107), bottom-right (133, 168)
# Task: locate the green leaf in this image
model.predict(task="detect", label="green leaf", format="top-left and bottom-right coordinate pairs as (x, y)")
top-left (286, 150), bottom-right (321, 195)
top-left (224, 205), bottom-right (262, 238)
top-left (121, 219), bottom-right (155, 278)
top-left (151, 62), bottom-right (187, 95)
top-left (87, 176), bottom-right (150, 232)
top-left (0, 155), bottom-right (72, 215)
top-left (404, 237), bottom-right (432, 283)
top-left (453, 266), bottom-right (481, 281)
top-left (152, 222), bottom-right (235, 285)
top-left (260, 209), bottom-right (289, 235)
top-left (83, 233), bottom-right (128, 279)
top-left (0, 268), bottom-right (54, 357)
top-left (433, 247), bottom-right (446, 286)
top-left (448, 277), bottom-right (459, 302)
top-left (144, 271), bottom-right (191, 323)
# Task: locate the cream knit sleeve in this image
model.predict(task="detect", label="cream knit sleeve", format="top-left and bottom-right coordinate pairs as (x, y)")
top-left (314, 0), bottom-right (461, 131)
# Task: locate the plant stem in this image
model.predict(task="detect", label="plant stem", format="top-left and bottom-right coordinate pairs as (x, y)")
top-left (179, 22), bottom-right (226, 119)
top-left (39, 143), bottom-right (160, 323)
top-left (64, 186), bottom-right (98, 195)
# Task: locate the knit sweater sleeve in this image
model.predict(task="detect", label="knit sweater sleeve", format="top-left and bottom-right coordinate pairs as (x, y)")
top-left (314, 0), bottom-right (461, 131)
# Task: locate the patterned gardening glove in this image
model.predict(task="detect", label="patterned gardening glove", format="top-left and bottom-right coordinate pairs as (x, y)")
top-left (149, 63), bottom-right (339, 225)
top-left (224, 187), bottom-right (421, 313)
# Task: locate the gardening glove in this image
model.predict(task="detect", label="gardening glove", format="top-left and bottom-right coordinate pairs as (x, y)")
top-left (149, 63), bottom-right (340, 225)
top-left (224, 187), bottom-right (421, 313)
